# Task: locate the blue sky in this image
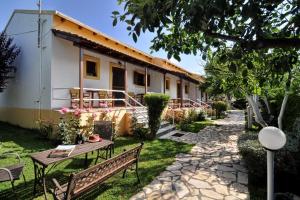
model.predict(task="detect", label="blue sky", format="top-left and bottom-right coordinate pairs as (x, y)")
top-left (0, 0), bottom-right (205, 74)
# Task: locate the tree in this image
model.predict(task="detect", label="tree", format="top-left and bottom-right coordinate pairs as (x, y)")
top-left (204, 47), bottom-right (300, 129)
top-left (0, 32), bottom-right (20, 92)
top-left (113, 0), bottom-right (300, 60)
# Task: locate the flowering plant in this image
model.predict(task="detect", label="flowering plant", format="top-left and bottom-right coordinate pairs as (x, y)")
top-left (58, 108), bottom-right (81, 144)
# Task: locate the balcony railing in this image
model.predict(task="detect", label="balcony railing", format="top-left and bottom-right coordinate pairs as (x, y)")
top-left (52, 87), bottom-right (145, 110)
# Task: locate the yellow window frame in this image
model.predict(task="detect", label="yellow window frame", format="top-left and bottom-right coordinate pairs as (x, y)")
top-left (165, 77), bottom-right (170, 90)
top-left (83, 54), bottom-right (100, 80)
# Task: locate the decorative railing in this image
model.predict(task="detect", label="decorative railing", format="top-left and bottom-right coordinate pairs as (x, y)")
top-left (52, 87), bottom-right (144, 109)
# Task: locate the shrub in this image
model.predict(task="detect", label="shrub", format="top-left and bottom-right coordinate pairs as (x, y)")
top-left (130, 115), bottom-right (149, 140)
top-left (196, 111), bottom-right (206, 121)
top-left (36, 120), bottom-right (53, 139)
top-left (144, 93), bottom-right (170, 139)
top-left (232, 98), bottom-right (247, 109)
top-left (212, 101), bottom-right (228, 118)
top-left (238, 131), bottom-right (300, 195)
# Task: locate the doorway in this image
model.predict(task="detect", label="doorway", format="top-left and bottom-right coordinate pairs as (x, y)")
top-left (112, 67), bottom-right (125, 106)
top-left (177, 82), bottom-right (182, 99)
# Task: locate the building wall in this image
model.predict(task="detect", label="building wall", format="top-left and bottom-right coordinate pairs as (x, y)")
top-left (0, 12), bottom-right (53, 128)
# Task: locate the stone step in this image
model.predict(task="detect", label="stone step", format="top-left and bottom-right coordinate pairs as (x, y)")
top-left (160, 121), bottom-right (171, 129)
top-left (156, 124), bottom-right (176, 137)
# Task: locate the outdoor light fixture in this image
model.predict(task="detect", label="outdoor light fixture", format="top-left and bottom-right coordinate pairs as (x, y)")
top-left (258, 126), bottom-right (286, 200)
top-left (259, 126), bottom-right (286, 150)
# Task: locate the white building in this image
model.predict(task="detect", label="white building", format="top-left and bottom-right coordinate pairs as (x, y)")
top-left (0, 10), bottom-right (208, 134)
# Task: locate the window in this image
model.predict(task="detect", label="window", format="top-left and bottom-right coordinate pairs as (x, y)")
top-left (185, 84), bottom-right (189, 94)
top-left (84, 55), bottom-right (100, 79)
top-left (165, 78), bottom-right (170, 90)
top-left (133, 71), bottom-right (150, 86)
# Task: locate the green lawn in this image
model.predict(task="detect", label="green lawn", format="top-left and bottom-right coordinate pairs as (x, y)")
top-left (180, 120), bottom-right (215, 133)
top-left (0, 122), bottom-right (193, 200)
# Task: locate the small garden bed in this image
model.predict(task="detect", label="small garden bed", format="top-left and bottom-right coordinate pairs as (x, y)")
top-left (0, 122), bottom-right (193, 199)
top-left (179, 120), bottom-right (215, 133)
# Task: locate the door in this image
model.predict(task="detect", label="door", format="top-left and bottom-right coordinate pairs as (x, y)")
top-left (177, 82), bottom-right (181, 99)
top-left (112, 67), bottom-right (125, 106)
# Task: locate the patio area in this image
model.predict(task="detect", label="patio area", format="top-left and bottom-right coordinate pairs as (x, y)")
top-left (0, 123), bottom-right (193, 200)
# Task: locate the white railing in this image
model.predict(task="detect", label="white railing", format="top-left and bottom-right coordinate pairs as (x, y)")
top-left (168, 98), bottom-right (205, 109)
top-left (196, 99), bottom-right (212, 108)
top-left (52, 87), bottom-right (146, 110)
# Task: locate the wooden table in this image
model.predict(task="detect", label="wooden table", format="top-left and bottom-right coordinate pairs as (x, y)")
top-left (30, 140), bottom-right (114, 199)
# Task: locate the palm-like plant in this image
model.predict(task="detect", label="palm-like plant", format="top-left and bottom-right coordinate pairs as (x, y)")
top-left (0, 32), bottom-right (20, 92)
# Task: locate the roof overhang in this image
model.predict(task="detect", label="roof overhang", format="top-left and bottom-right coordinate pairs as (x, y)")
top-left (52, 29), bottom-right (200, 84)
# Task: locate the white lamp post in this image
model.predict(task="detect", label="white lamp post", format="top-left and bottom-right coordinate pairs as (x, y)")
top-left (258, 126), bottom-right (286, 200)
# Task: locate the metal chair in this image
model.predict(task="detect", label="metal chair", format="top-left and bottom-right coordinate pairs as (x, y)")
top-left (70, 88), bottom-right (91, 108)
top-left (0, 152), bottom-right (26, 196)
top-left (98, 91), bottom-right (114, 108)
top-left (93, 121), bottom-right (115, 163)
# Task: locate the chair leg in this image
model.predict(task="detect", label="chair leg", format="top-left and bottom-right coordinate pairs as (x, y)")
top-left (135, 162), bottom-right (140, 183)
top-left (122, 169), bottom-right (127, 178)
top-left (11, 180), bottom-right (18, 198)
top-left (22, 171), bottom-right (27, 185)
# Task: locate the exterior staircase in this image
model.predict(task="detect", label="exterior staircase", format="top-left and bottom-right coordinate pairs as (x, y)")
top-left (156, 121), bottom-right (176, 137)
top-left (132, 107), bottom-right (148, 125)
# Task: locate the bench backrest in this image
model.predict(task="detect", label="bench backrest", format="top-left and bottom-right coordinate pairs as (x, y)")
top-left (65, 143), bottom-right (143, 199)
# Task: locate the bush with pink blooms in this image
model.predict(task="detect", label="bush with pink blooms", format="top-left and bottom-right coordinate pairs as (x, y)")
top-left (57, 107), bottom-right (97, 144)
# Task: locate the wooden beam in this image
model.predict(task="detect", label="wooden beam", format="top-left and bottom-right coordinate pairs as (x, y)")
top-left (163, 73), bottom-right (166, 94)
top-left (180, 78), bottom-right (183, 107)
top-left (145, 66), bottom-right (148, 94)
top-left (79, 47), bottom-right (84, 109)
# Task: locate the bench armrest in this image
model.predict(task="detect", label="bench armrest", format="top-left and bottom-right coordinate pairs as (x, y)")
top-left (52, 178), bottom-right (64, 192)
top-left (0, 167), bottom-right (14, 181)
top-left (1, 152), bottom-right (22, 164)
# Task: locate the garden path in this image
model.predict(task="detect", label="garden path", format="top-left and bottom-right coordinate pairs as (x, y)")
top-left (131, 110), bottom-right (249, 200)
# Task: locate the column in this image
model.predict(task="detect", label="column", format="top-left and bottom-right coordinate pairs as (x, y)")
top-left (145, 66), bottom-right (148, 94)
top-left (180, 78), bottom-right (183, 107)
top-left (79, 47), bottom-right (84, 109)
top-left (163, 73), bottom-right (166, 94)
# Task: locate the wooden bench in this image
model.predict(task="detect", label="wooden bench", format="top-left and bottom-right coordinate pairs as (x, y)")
top-left (51, 143), bottom-right (143, 200)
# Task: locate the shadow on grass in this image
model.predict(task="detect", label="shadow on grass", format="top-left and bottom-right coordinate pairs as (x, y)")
top-left (0, 122), bottom-right (193, 200)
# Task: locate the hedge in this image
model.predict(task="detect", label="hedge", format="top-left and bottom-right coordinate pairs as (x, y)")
top-left (144, 93), bottom-right (169, 139)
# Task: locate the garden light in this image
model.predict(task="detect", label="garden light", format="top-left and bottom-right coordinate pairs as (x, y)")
top-left (258, 126), bottom-right (286, 200)
top-left (258, 126), bottom-right (286, 150)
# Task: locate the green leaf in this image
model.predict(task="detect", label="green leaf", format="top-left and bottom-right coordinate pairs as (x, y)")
top-left (112, 11), bottom-right (119, 15)
top-left (174, 54), bottom-right (181, 61)
top-left (112, 18), bottom-right (118, 26)
top-left (132, 33), bottom-right (137, 42)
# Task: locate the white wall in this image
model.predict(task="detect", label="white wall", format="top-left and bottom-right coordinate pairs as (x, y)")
top-left (164, 73), bottom-right (179, 99)
top-left (0, 12), bottom-right (53, 110)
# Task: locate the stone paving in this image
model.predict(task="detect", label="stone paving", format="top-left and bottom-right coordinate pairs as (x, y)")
top-left (131, 110), bottom-right (249, 200)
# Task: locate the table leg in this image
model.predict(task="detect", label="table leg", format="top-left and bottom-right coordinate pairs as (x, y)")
top-left (32, 160), bottom-right (48, 199)
top-left (110, 144), bottom-right (112, 158)
top-left (95, 149), bottom-right (100, 164)
top-left (33, 160), bottom-right (37, 194)
top-left (42, 167), bottom-right (48, 200)
top-left (85, 153), bottom-right (88, 166)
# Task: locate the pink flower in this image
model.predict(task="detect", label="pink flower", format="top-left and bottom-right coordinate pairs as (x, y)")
top-left (92, 112), bottom-right (97, 119)
top-left (58, 107), bottom-right (69, 114)
top-left (86, 108), bottom-right (91, 113)
top-left (74, 108), bottom-right (82, 117)
top-left (106, 108), bottom-right (112, 113)
top-left (99, 102), bottom-right (108, 108)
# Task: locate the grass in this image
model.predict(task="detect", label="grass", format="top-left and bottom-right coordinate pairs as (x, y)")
top-left (0, 122), bottom-right (193, 200)
top-left (179, 120), bottom-right (215, 133)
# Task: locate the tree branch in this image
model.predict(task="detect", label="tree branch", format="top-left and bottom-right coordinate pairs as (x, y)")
top-left (203, 30), bottom-right (300, 49)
